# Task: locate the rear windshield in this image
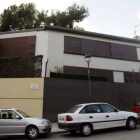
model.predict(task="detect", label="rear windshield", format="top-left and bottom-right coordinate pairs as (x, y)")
top-left (66, 105), bottom-right (83, 113)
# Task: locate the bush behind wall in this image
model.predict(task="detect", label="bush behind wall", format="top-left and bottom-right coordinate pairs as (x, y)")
top-left (0, 55), bottom-right (43, 78)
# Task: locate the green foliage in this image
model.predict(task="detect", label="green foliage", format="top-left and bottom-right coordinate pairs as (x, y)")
top-left (0, 3), bottom-right (45, 31)
top-left (0, 55), bottom-right (43, 78)
top-left (0, 3), bottom-right (89, 31)
top-left (50, 72), bottom-right (107, 82)
top-left (73, 26), bottom-right (85, 31)
top-left (46, 3), bottom-right (89, 29)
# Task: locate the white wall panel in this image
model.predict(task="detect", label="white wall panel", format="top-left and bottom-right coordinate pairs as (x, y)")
top-left (113, 72), bottom-right (124, 83)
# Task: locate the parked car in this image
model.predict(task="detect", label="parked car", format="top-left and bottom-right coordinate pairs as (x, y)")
top-left (132, 98), bottom-right (140, 115)
top-left (58, 103), bottom-right (140, 137)
top-left (0, 108), bottom-right (51, 139)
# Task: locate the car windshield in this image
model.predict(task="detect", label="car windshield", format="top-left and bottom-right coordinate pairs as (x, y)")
top-left (16, 110), bottom-right (30, 117)
top-left (66, 105), bottom-right (83, 113)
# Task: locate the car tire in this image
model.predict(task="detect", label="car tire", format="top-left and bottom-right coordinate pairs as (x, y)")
top-left (80, 123), bottom-right (92, 137)
top-left (126, 118), bottom-right (137, 130)
top-left (26, 126), bottom-right (39, 139)
top-left (68, 130), bottom-right (77, 135)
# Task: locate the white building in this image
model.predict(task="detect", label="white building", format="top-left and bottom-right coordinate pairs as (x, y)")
top-left (0, 25), bottom-right (140, 83)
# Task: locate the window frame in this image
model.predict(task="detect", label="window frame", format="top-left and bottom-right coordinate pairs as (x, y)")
top-left (0, 110), bottom-right (22, 119)
top-left (99, 104), bottom-right (119, 113)
top-left (79, 104), bottom-right (103, 114)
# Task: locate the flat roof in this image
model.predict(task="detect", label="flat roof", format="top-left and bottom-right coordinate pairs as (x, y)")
top-left (0, 25), bottom-right (140, 44)
top-left (44, 25), bottom-right (140, 44)
top-left (0, 28), bottom-right (43, 35)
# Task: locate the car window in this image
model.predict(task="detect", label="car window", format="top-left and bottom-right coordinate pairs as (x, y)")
top-left (80, 104), bottom-right (102, 113)
top-left (66, 105), bottom-right (83, 113)
top-left (100, 104), bottom-right (116, 113)
top-left (0, 110), bottom-right (19, 119)
top-left (16, 110), bottom-right (30, 117)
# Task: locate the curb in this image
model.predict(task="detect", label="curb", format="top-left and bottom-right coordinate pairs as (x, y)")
top-left (51, 131), bottom-right (67, 134)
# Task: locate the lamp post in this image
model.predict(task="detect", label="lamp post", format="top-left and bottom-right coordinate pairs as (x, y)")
top-left (84, 52), bottom-right (92, 97)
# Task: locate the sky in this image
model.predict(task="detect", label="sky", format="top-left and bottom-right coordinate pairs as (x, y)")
top-left (0, 0), bottom-right (140, 38)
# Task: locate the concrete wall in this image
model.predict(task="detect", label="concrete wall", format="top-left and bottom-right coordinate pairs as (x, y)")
top-left (35, 31), bottom-right (49, 77)
top-left (43, 31), bottom-right (140, 81)
top-left (0, 78), bottom-right (44, 118)
top-left (43, 78), bottom-right (140, 122)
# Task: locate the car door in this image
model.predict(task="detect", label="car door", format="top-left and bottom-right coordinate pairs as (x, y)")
top-left (100, 104), bottom-right (126, 128)
top-left (80, 104), bottom-right (106, 130)
top-left (0, 110), bottom-right (25, 135)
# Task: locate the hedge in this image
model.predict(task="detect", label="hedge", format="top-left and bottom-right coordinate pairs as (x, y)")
top-left (0, 55), bottom-right (43, 78)
top-left (50, 72), bottom-right (107, 81)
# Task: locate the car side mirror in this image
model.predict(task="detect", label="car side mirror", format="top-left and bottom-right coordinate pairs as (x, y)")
top-left (16, 115), bottom-right (21, 119)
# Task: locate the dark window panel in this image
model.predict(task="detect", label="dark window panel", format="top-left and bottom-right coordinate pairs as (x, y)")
top-left (0, 36), bottom-right (36, 58)
top-left (94, 41), bottom-right (111, 57)
top-left (81, 39), bottom-right (97, 55)
top-left (64, 66), bottom-right (113, 82)
top-left (124, 72), bottom-right (140, 83)
top-left (64, 36), bottom-right (81, 53)
top-left (111, 43), bottom-right (138, 60)
top-left (28, 36), bottom-right (36, 44)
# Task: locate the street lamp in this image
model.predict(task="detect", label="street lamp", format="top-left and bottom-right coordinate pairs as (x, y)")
top-left (84, 52), bottom-right (92, 96)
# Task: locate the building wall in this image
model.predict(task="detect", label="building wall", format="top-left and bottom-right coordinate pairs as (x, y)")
top-left (44, 31), bottom-right (140, 82)
top-left (0, 78), bottom-right (44, 118)
top-left (35, 31), bottom-right (49, 77)
top-left (43, 78), bottom-right (140, 122)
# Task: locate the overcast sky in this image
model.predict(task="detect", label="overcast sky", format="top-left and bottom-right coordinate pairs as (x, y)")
top-left (0, 0), bottom-right (140, 38)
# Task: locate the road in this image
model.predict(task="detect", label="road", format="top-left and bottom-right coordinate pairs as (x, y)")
top-left (1, 126), bottom-right (140, 140)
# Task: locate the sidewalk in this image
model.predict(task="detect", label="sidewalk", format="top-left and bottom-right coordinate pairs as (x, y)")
top-left (51, 123), bottom-right (67, 134)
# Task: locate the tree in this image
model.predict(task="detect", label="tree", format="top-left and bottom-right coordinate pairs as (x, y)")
top-left (0, 3), bottom-right (45, 31)
top-left (0, 3), bottom-right (89, 31)
top-left (46, 3), bottom-right (89, 29)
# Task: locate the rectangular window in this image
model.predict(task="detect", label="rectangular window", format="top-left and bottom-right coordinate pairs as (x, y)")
top-left (64, 36), bottom-right (81, 54)
top-left (64, 36), bottom-right (138, 61)
top-left (80, 104), bottom-right (103, 113)
top-left (111, 43), bottom-right (137, 60)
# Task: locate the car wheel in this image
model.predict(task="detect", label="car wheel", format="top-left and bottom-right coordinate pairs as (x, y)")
top-left (68, 130), bottom-right (77, 135)
top-left (80, 124), bottom-right (92, 137)
top-left (26, 126), bottom-right (39, 139)
top-left (126, 118), bottom-right (137, 130)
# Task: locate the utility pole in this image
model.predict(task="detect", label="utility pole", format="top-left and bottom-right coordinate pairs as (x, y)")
top-left (134, 24), bottom-right (140, 39)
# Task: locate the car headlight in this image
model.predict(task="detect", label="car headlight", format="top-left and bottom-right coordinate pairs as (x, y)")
top-left (41, 121), bottom-right (48, 125)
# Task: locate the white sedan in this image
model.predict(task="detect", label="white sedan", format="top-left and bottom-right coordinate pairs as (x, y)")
top-left (58, 103), bottom-right (140, 136)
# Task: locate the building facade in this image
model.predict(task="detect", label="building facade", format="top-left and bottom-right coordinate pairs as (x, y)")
top-left (0, 26), bottom-right (140, 83)
top-left (1, 26), bottom-right (140, 121)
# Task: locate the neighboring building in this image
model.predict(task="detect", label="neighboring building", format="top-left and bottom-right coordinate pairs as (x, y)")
top-left (1, 26), bottom-right (140, 83)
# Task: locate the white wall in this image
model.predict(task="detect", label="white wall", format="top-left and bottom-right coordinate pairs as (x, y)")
top-left (2, 30), bottom-right (140, 78)
top-left (44, 31), bottom-right (140, 77)
top-left (35, 31), bottom-right (49, 77)
top-left (113, 72), bottom-right (124, 83)
top-left (137, 48), bottom-right (140, 60)
top-left (0, 31), bottom-right (36, 39)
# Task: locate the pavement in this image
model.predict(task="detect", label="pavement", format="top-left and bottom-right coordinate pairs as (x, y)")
top-left (51, 123), bottom-right (66, 133)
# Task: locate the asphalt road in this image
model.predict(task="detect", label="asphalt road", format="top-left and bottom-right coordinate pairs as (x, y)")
top-left (1, 126), bottom-right (140, 140)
